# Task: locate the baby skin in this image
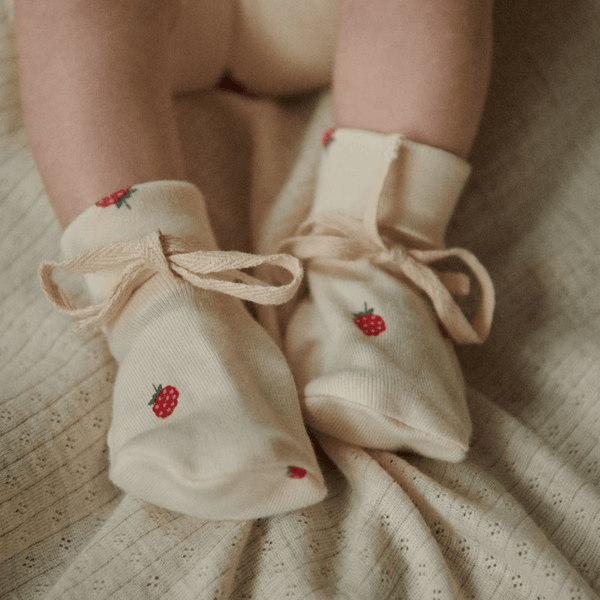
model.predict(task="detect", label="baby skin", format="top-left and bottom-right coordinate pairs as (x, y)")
top-left (16, 0), bottom-right (494, 519)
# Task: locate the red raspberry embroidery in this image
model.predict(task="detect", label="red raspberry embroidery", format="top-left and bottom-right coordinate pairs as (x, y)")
top-left (288, 466), bottom-right (307, 479)
top-left (322, 128), bottom-right (335, 147)
top-left (95, 187), bottom-right (136, 210)
top-left (149, 384), bottom-right (179, 418)
top-left (353, 303), bottom-right (386, 336)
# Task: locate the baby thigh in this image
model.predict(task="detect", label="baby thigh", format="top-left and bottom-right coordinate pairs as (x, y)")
top-left (168, 0), bottom-right (237, 94)
top-left (226, 0), bottom-right (338, 97)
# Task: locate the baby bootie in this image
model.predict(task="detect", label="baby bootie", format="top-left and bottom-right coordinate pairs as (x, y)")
top-left (280, 129), bottom-right (495, 462)
top-left (40, 181), bottom-right (326, 519)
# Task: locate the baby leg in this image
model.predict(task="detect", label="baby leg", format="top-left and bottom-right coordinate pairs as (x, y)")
top-left (333, 0), bottom-right (492, 159)
top-left (15, 0), bottom-right (235, 226)
top-left (284, 0), bottom-right (495, 460)
top-left (20, 0), bottom-right (326, 518)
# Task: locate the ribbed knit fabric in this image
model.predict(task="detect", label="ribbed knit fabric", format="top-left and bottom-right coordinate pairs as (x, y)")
top-left (56, 181), bottom-right (326, 519)
top-left (284, 129), bottom-right (486, 461)
top-left (311, 128), bottom-right (472, 250)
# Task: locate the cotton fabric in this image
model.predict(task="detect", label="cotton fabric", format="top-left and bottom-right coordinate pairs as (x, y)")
top-left (49, 181), bottom-right (325, 520)
top-left (280, 128), bottom-right (492, 461)
top-left (2, 0), bottom-right (600, 598)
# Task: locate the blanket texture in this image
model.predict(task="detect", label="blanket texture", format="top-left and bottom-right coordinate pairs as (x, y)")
top-left (2, 0), bottom-right (600, 598)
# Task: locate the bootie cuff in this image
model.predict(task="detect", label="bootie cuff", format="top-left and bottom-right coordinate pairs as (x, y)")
top-left (314, 129), bottom-right (472, 249)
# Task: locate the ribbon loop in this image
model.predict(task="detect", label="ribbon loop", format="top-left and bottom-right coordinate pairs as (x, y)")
top-left (279, 210), bottom-right (495, 345)
top-left (39, 231), bottom-right (304, 334)
top-left (140, 230), bottom-right (173, 278)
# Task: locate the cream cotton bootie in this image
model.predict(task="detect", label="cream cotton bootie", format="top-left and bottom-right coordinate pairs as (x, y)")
top-left (280, 129), bottom-right (495, 462)
top-left (40, 181), bottom-right (327, 519)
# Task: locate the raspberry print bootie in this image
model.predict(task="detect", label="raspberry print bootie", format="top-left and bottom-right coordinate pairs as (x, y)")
top-left (40, 181), bottom-right (326, 519)
top-left (280, 129), bottom-right (495, 462)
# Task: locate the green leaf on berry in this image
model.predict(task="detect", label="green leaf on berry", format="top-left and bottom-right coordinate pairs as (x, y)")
top-left (116, 187), bottom-right (136, 209)
top-left (353, 302), bottom-right (375, 318)
top-left (149, 384), bottom-right (163, 406)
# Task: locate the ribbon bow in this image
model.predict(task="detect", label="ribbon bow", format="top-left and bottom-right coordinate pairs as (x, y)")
top-left (279, 208), bottom-right (495, 345)
top-left (39, 230), bottom-right (304, 333)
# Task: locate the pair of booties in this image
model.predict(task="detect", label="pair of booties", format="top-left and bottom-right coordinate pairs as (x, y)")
top-left (40, 128), bottom-right (494, 520)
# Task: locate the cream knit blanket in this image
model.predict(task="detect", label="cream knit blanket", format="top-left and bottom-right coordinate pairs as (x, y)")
top-left (2, 1), bottom-right (600, 598)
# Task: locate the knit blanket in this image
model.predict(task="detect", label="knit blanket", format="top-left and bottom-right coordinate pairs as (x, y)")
top-left (2, 1), bottom-right (600, 597)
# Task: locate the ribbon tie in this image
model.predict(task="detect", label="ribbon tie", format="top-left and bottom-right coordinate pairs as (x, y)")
top-left (279, 205), bottom-right (495, 345)
top-left (39, 230), bottom-right (304, 334)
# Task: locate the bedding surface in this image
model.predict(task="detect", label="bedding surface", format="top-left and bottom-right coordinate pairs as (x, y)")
top-left (2, 0), bottom-right (600, 598)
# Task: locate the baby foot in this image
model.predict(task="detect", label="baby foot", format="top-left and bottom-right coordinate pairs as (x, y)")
top-left (280, 129), bottom-right (494, 461)
top-left (40, 181), bottom-right (327, 519)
